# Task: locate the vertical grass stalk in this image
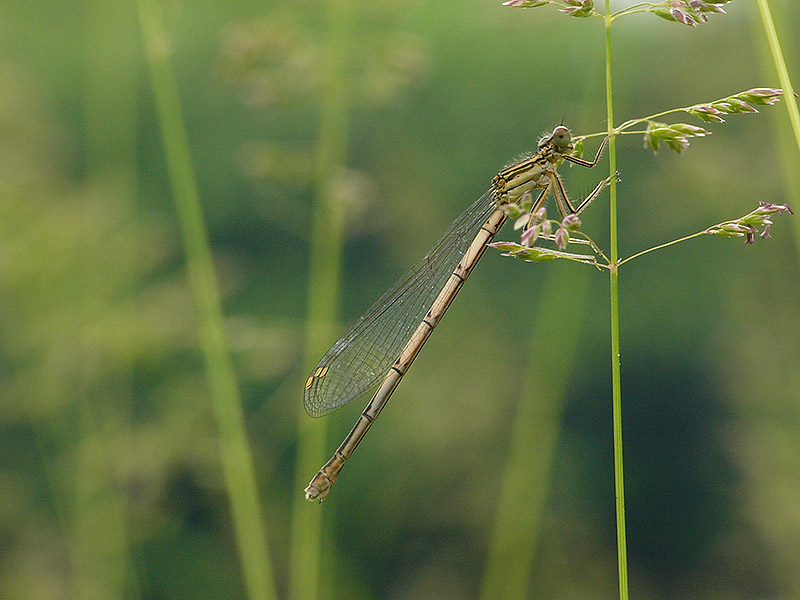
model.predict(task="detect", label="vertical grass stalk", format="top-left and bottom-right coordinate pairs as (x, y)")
top-left (604, 2), bottom-right (629, 599)
top-left (287, 0), bottom-right (353, 599)
top-left (70, 2), bottom-right (140, 597)
top-left (136, 2), bottom-right (276, 599)
top-left (756, 0), bottom-right (800, 152)
top-left (756, 0), bottom-right (800, 245)
top-left (479, 268), bottom-right (593, 600)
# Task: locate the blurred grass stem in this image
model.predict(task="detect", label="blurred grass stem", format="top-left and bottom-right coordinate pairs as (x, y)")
top-left (605, 2), bottom-right (629, 599)
top-left (287, 0), bottom-right (353, 598)
top-left (478, 269), bottom-right (591, 600)
top-left (70, 2), bottom-right (140, 598)
top-left (756, 0), bottom-right (800, 246)
top-left (618, 232), bottom-right (706, 266)
top-left (756, 0), bottom-right (800, 149)
top-left (136, 2), bottom-right (276, 599)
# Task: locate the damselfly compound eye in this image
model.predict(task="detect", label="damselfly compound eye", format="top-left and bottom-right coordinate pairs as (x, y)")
top-left (552, 126), bottom-right (571, 148)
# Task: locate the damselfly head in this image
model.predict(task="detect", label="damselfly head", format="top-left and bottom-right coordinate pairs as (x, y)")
top-left (538, 125), bottom-right (573, 151)
top-left (551, 126), bottom-right (572, 149)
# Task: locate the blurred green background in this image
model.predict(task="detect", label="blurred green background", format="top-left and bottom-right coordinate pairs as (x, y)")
top-left (1, 0), bottom-right (799, 598)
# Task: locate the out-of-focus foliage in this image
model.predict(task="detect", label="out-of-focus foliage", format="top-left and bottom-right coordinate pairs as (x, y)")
top-left (1, 1), bottom-right (799, 599)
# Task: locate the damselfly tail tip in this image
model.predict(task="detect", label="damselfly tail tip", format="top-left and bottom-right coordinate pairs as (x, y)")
top-left (304, 485), bottom-right (323, 502)
top-left (305, 476), bottom-right (333, 502)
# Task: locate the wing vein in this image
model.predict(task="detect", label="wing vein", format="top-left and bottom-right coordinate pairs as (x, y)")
top-left (304, 190), bottom-right (498, 417)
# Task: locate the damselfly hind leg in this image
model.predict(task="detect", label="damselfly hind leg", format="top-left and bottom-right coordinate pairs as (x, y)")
top-left (557, 170), bottom-right (620, 216)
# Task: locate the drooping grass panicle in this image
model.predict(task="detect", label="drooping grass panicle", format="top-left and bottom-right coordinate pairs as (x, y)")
top-left (502, 0), bottom-right (596, 18)
top-left (488, 240), bottom-right (599, 265)
top-left (687, 88), bottom-right (783, 122)
top-left (504, 190), bottom-right (534, 222)
top-left (501, 0), bottom-right (550, 7)
top-left (500, 0), bottom-right (734, 25)
top-left (491, 199), bottom-right (599, 263)
top-left (559, 0), bottom-right (595, 17)
top-left (615, 202), bottom-right (792, 267)
top-left (633, 88), bottom-right (783, 154)
top-left (643, 122), bottom-right (710, 153)
top-left (705, 202), bottom-right (793, 244)
top-left (650, 1), bottom-right (733, 27)
top-left (613, 87), bottom-right (783, 132)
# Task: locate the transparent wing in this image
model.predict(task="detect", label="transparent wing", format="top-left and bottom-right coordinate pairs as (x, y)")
top-left (304, 190), bottom-right (499, 417)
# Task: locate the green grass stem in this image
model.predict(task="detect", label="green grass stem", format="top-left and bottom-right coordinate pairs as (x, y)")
top-left (69, 3), bottom-right (140, 598)
top-left (287, 0), bottom-right (353, 599)
top-left (756, 0), bottom-right (800, 152)
top-left (756, 0), bottom-right (800, 245)
top-left (478, 268), bottom-right (592, 600)
top-left (136, 2), bottom-right (276, 599)
top-left (604, 2), bottom-right (629, 599)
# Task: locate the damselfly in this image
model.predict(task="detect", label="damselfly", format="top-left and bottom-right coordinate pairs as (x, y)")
top-left (304, 126), bottom-right (615, 501)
